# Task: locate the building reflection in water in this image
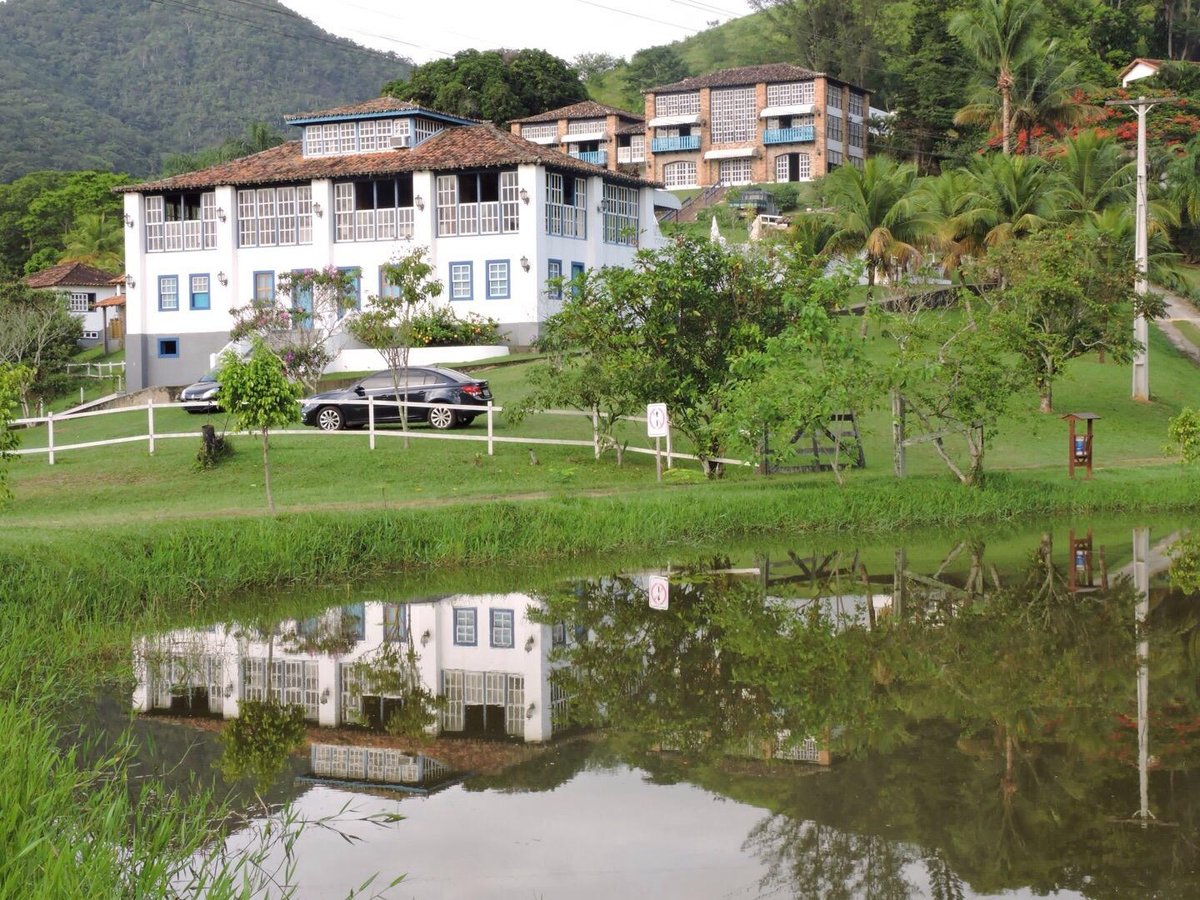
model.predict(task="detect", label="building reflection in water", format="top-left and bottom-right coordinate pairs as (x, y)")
top-left (133, 594), bottom-right (575, 744)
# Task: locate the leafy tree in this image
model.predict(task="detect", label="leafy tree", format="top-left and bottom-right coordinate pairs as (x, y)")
top-left (718, 263), bottom-right (878, 486)
top-left (573, 52), bottom-right (622, 83)
top-left (158, 121), bottom-right (285, 178)
top-left (0, 362), bottom-right (33, 505)
top-left (346, 247), bottom-right (444, 448)
top-left (979, 229), bottom-right (1155, 412)
top-left (950, 0), bottom-right (1046, 155)
top-left (218, 699), bottom-right (306, 792)
top-left (59, 211), bottom-right (123, 271)
top-left (952, 152), bottom-right (1063, 254)
top-left (0, 279), bottom-right (82, 407)
top-left (1165, 407), bottom-right (1200, 464)
top-left (231, 265), bottom-right (360, 391)
top-left (749, 0), bottom-right (888, 90)
top-left (383, 49), bottom-right (587, 125)
top-left (623, 46), bottom-right (689, 107)
top-left (215, 340), bottom-right (302, 514)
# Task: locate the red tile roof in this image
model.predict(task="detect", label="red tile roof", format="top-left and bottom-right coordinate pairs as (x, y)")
top-left (512, 100), bottom-right (644, 125)
top-left (23, 261), bottom-right (120, 288)
top-left (119, 124), bottom-right (658, 192)
top-left (284, 97), bottom-right (423, 121)
top-left (648, 63), bottom-right (848, 94)
top-left (95, 294), bottom-right (126, 308)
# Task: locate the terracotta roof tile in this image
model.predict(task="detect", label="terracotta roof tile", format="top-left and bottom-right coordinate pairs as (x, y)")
top-left (512, 100), bottom-right (644, 125)
top-left (647, 63), bottom-right (865, 94)
top-left (283, 97), bottom-right (422, 121)
top-left (95, 294), bottom-right (126, 308)
top-left (119, 124), bottom-right (658, 193)
top-left (23, 261), bottom-right (120, 288)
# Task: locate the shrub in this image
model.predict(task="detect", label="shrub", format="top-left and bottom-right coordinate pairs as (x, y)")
top-left (408, 305), bottom-right (502, 347)
top-left (1166, 407), bottom-right (1200, 464)
top-left (219, 699), bottom-right (307, 791)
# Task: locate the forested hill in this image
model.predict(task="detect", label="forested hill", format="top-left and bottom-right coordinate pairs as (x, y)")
top-left (0, 0), bottom-right (407, 182)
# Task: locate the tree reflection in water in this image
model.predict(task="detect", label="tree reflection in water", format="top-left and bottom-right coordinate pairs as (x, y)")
top-left (530, 531), bottom-right (1200, 898)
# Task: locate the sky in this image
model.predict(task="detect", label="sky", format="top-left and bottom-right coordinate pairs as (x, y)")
top-left (278, 0), bottom-right (751, 65)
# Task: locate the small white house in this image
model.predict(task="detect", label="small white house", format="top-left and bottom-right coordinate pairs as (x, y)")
top-left (118, 97), bottom-right (665, 391)
top-left (23, 261), bottom-right (122, 347)
top-left (1119, 57), bottom-right (1167, 87)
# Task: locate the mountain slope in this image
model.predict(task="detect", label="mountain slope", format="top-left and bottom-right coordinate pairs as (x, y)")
top-left (0, 0), bottom-right (408, 181)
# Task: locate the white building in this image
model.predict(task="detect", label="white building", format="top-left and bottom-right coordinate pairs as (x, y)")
top-left (118, 97), bottom-right (666, 390)
top-left (132, 594), bottom-right (576, 744)
top-left (22, 261), bottom-right (123, 347)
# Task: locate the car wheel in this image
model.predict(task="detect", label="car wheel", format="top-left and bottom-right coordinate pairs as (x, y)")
top-left (428, 403), bottom-right (455, 430)
top-left (456, 413), bottom-right (477, 427)
top-left (316, 406), bottom-right (345, 431)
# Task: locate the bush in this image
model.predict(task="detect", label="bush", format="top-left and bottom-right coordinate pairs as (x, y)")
top-left (219, 699), bottom-right (307, 791)
top-left (408, 305), bottom-right (502, 347)
top-left (1166, 407), bottom-right (1200, 464)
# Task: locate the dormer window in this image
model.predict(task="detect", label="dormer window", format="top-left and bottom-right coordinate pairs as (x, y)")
top-left (304, 118), bottom-right (420, 157)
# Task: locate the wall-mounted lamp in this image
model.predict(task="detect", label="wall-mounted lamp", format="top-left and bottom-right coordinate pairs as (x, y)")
top-left (414, 195), bottom-right (425, 210)
top-left (123, 213), bottom-right (135, 228)
top-left (520, 255), bottom-right (530, 272)
top-left (312, 201), bottom-right (323, 217)
top-left (216, 207), bottom-right (227, 223)
top-left (320, 687), bottom-right (331, 705)
top-left (420, 628), bottom-right (431, 646)
top-left (526, 702), bottom-right (537, 720)
top-left (217, 271), bottom-right (228, 287)
top-left (524, 636), bottom-right (535, 652)
top-left (125, 274), bottom-right (136, 289)
top-left (519, 188), bottom-right (530, 205)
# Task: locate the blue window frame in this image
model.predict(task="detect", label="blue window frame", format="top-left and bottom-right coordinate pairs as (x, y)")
top-left (379, 265), bottom-right (401, 300)
top-left (383, 604), bottom-right (409, 643)
top-left (157, 337), bottom-right (180, 358)
top-left (449, 261), bottom-right (473, 301)
top-left (189, 274), bottom-right (210, 310)
top-left (454, 608), bottom-right (477, 646)
top-left (290, 269), bottom-right (313, 319)
top-left (338, 266), bottom-right (361, 315)
top-left (570, 262), bottom-right (585, 299)
top-left (485, 259), bottom-right (510, 300)
top-left (158, 275), bottom-right (179, 311)
top-left (490, 609), bottom-right (515, 648)
top-left (547, 259), bottom-right (562, 300)
top-left (253, 271), bottom-right (274, 305)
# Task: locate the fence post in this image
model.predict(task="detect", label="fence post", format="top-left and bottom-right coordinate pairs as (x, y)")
top-left (147, 398), bottom-right (155, 455)
top-left (592, 408), bottom-right (600, 460)
top-left (666, 420), bottom-right (673, 469)
top-left (368, 394), bottom-right (376, 451)
top-left (487, 401), bottom-right (494, 456)
top-left (47, 412), bottom-right (55, 466)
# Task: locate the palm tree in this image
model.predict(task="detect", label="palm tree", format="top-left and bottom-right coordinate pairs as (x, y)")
top-left (914, 168), bottom-right (977, 274)
top-left (60, 212), bottom-right (123, 271)
top-left (822, 156), bottom-right (926, 312)
top-left (949, 0), bottom-right (1045, 155)
top-left (952, 152), bottom-right (1065, 254)
top-left (1056, 130), bottom-right (1134, 223)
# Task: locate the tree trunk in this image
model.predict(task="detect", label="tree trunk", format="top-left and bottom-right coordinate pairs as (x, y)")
top-left (261, 426), bottom-right (274, 514)
top-left (1000, 69), bottom-right (1013, 156)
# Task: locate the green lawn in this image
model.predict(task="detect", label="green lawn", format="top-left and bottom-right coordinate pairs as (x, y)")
top-left (4, 325), bottom-right (1197, 530)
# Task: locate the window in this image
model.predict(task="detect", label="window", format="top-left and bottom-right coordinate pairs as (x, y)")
top-left (145, 192), bottom-right (218, 252)
top-left (304, 118), bottom-right (409, 156)
top-left (339, 267), bottom-right (361, 312)
top-left (454, 608), bottom-right (477, 646)
top-left (545, 172), bottom-right (588, 238)
top-left (547, 259), bottom-right (562, 299)
top-left (602, 183), bottom-right (639, 246)
top-left (237, 186), bottom-right (313, 248)
top-left (521, 123), bottom-right (558, 141)
top-left (435, 170), bottom-right (520, 237)
top-left (775, 153), bottom-right (812, 182)
top-left (654, 92), bottom-right (700, 117)
top-left (827, 85), bottom-right (843, 110)
top-left (662, 161), bottom-right (697, 188)
top-left (68, 292), bottom-right (96, 313)
top-left (710, 86), bottom-right (756, 144)
top-left (449, 262), bottom-right (473, 300)
top-left (828, 115), bottom-right (843, 143)
top-left (158, 275), bottom-right (179, 311)
top-left (766, 81), bottom-right (814, 106)
top-left (334, 175), bottom-right (415, 242)
top-left (848, 121), bottom-right (864, 148)
top-left (490, 609), bottom-right (514, 648)
top-left (157, 337), bottom-right (179, 358)
top-left (486, 260), bottom-right (510, 300)
top-left (570, 262), bottom-right (585, 298)
top-left (81, 330), bottom-right (99, 340)
top-left (828, 148), bottom-right (843, 167)
top-left (552, 622), bottom-right (567, 648)
top-left (253, 272), bottom-right (274, 305)
top-left (849, 92), bottom-right (865, 118)
top-left (383, 604), bottom-right (408, 643)
top-left (189, 274), bottom-right (210, 310)
top-left (717, 158), bottom-right (752, 186)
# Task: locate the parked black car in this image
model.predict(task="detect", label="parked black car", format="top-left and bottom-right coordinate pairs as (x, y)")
top-left (180, 372), bottom-right (221, 413)
top-left (300, 367), bottom-right (492, 431)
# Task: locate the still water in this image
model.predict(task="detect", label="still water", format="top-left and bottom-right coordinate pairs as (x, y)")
top-left (126, 523), bottom-right (1200, 898)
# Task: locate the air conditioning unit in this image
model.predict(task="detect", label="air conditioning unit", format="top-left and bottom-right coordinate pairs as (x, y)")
top-left (390, 134), bottom-right (412, 149)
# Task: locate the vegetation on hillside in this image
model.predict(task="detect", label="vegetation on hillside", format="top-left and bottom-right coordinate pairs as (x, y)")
top-left (0, 0), bottom-right (407, 181)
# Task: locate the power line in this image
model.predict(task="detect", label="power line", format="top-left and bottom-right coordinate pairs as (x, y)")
top-left (573, 0), bottom-right (698, 33)
top-left (669, 0), bottom-right (745, 17)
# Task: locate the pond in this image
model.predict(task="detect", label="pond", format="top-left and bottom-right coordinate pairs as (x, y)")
top-left (116, 521), bottom-right (1200, 898)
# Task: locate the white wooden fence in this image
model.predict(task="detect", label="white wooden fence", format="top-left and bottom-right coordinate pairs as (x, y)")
top-left (10, 398), bottom-right (750, 469)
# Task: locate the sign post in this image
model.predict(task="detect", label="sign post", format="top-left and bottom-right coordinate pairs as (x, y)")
top-left (646, 403), bottom-right (668, 483)
top-left (648, 575), bottom-right (669, 610)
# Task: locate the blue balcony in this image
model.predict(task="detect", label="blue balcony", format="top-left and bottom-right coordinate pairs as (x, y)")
top-left (569, 149), bottom-right (608, 166)
top-left (763, 126), bottom-right (816, 145)
top-left (651, 135), bottom-right (700, 153)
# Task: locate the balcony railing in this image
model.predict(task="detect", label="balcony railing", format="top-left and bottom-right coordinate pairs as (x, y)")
top-left (569, 149), bottom-right (608, 166)
top-left (763, 126), bottom-right (816, 145)
top-left (651, 135), bottom-right (700, 153)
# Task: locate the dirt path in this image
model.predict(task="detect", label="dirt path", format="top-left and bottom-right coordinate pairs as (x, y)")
top-left (1155, 288), bottom-right (1200, 366)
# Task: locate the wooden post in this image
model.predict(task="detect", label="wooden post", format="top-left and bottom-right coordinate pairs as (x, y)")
top-left (368, 394), bottom-right (376, 451)
top-left (47, 412), bottom-right (55, 466)
top-left (592, 408), bottom-right (600, 460)
top-left (1086, 419), bottom-right (1095, 479)
top-left (655, 436), bottom-right (663, 482)
top-left (147, 398), bottom-right (155, 455)
top-left (486, 401), bottom-right (494, 456)
top-left (665, 420), bottom-right (673, 469)
top-left (892, 392), bottom-right (906, 477)
top-left (1068, 417), bottom-right (1077, 478)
